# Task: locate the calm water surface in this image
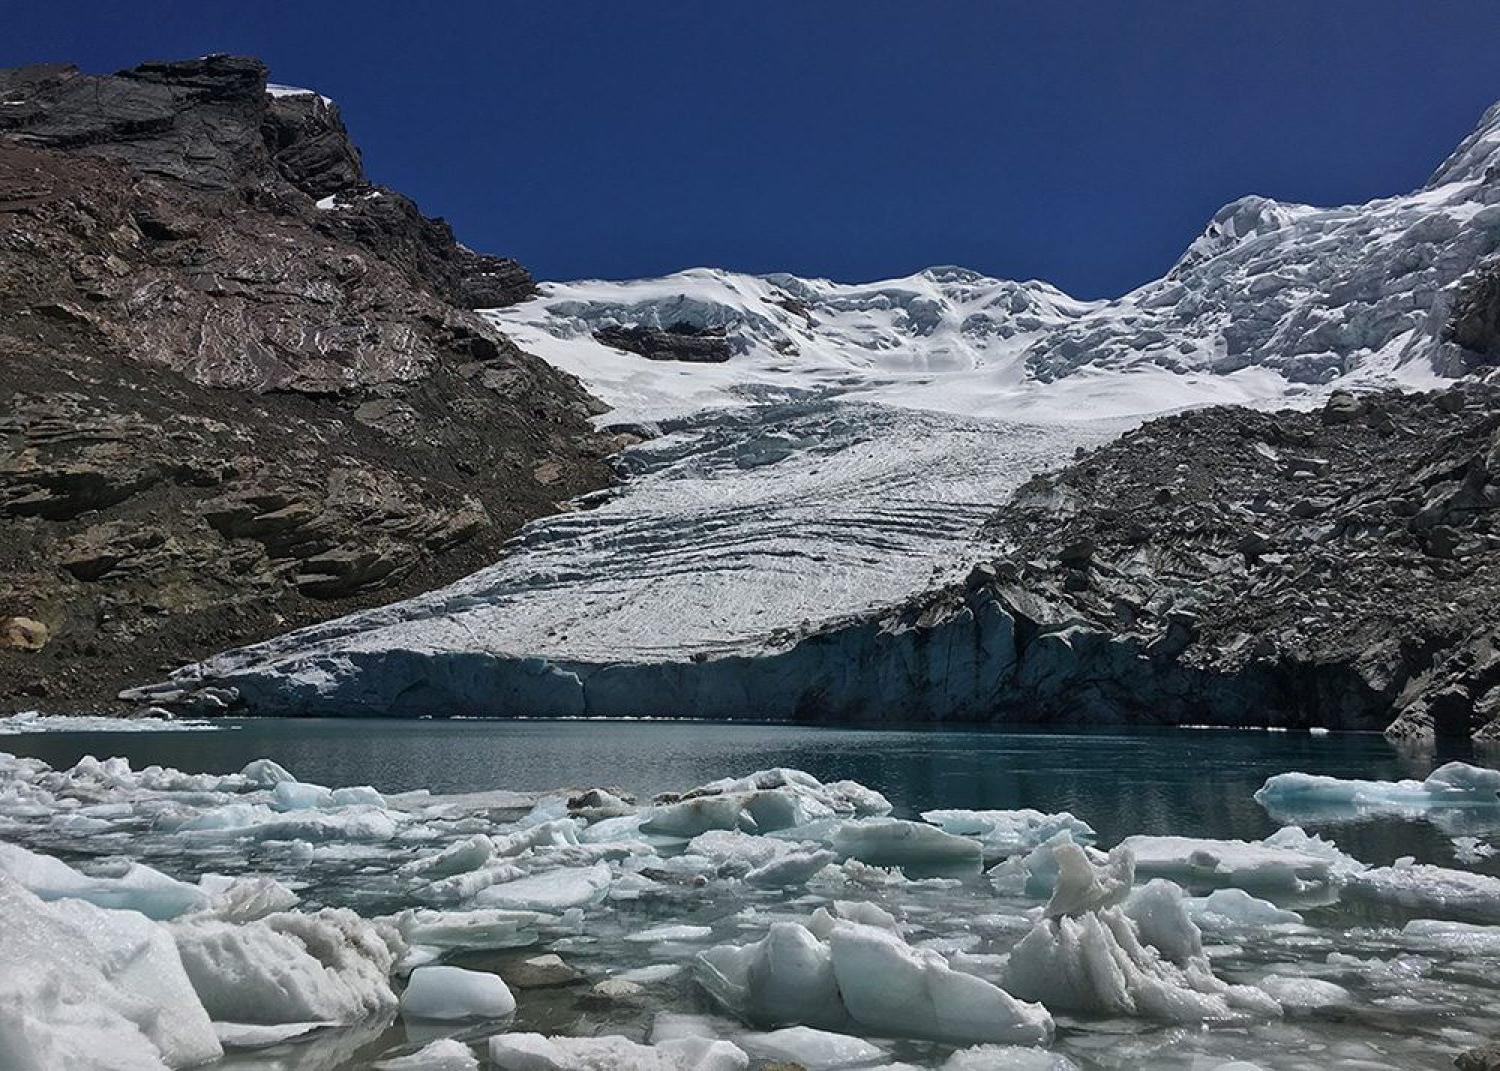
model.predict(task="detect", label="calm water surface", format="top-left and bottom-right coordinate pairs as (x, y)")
top-left (6, 719), bottom-right (1492, 864)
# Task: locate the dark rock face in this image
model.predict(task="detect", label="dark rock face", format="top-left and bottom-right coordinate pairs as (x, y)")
top-left (0, 56), bottom-right (611, 709)
top-left (1448, 262), bottom-right (1500, 364)
top-left (898, 382), bottom-right (1500, 740)
top-left (0, 56), bottom-right (535, 310)
top-left (1458, 1043), bottom-right (1500, 1071)
top-left (594, 324), bottom-right (733, 363)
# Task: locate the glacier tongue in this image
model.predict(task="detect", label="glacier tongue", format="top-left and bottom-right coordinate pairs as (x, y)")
top-left (139, 99), bottom-right (1500, 718)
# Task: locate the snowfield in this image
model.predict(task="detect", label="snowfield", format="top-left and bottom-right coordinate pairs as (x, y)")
top-left (135, 98), bottom-right (1500, 719)
top-left (1, 751), bottom-right (1498, 1068)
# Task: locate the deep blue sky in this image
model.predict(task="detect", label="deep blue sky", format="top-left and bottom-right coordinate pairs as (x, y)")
top-left (7, 2), bottom-right (1500, 296)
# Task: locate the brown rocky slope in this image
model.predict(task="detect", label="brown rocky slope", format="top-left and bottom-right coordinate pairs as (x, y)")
top-left (0, 55), bottom-right (617, 709)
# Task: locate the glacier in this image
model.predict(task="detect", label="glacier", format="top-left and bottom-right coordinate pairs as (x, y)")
top-left (130, 97), bottom-right (1500, 721)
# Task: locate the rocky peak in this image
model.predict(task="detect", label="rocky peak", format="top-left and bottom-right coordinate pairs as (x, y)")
top-left (0, 54), bottom-right (534, 308)
top-left (261, 88), bottom-right (366, 198)
top-left (0, 55), bottom-right (273, 188)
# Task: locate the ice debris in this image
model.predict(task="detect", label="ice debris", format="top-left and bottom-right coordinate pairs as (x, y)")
top-left (399, 964), bottom-right (515, 1020)
top-left (1002, 841), bottom-right (1282, 1022)
top-left (695, 908), bottom-right (1053, 1045)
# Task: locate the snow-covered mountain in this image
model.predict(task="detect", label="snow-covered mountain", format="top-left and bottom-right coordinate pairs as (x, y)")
top-left (139, 98), bottom-right (1500, 718)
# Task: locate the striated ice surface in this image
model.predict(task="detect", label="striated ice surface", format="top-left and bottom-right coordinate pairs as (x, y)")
top-left (1, 750), bottom-right (1499, 1068)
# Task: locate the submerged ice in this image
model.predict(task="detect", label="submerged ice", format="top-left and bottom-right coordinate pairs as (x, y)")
top-left (0, 749), bottom-right (1498, 1069)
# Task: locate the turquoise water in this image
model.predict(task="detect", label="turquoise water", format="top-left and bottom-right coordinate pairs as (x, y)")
top-left (5, 719), bottom-right (1491, 865)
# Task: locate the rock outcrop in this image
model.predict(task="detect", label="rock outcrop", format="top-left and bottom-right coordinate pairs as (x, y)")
top-left (593, 323), bottom-right (733, 363)
top-left (0, 56), bottom-right (612, 708)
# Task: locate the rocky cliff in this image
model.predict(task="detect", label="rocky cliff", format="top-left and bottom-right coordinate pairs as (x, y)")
top-left (0, 56), bottom-right (615, 708)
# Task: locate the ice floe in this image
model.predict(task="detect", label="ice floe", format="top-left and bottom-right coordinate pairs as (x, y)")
top-left (0, 710), bottom-right (220, 735)
top-left (1118, 827), bottom-right (1364, 894)
top-left (1003, 841), bottom-right (1282, 1022)
top-left (399, 965), bottom-right (515, 1020)
top-left (1256, 762), bottom-right (1500, 836)
top-left (0, 751), bottom-right (1498, 1068)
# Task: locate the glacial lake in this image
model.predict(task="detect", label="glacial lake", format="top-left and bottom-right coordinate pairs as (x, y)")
top-left (6, 719), bottom-right (1500, 1070)
top-left (5, 718), bottom-right (1493, 865)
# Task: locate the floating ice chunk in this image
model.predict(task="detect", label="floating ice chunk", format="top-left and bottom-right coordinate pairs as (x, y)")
top-left (1256, 974), bottom-right (1353, 1010)
top-left (488, 1031), bottom-right (744, 1070)
top-left (1452, 835), bottom-right (1498, 863)
top-left (829, 817), bottom-right (982, 871)
top-left (1255, 762), bottom-right (1500, 829)
top-left (921, 809), bottom-right (1096, 857)
top-left (472, 861), bottom-right (612, 911)
top-left (332, 785), bottom-right (386, 808)
top-left (175, 802), bottom-right (401, 842)
top-left (170, 907), bottom-right (399, 1023)
top-left (642, 794), bottom-right (761, 837)
top-left (1346, 862), bottom-right (1500, 923)
top-left (1401, 918), bottom-right (1500, 954)
top-left (392, 907), bottom-right (539, 952)
top-left (698, 921), bottom-right (844, 1028)
top-left (0, 875), bottom-right (222, 1071)
top-left (1119, 830), bottom-right (1355, 893)
top-left (678, 769), bottom-right (891, 820)
top-left (986, 831), bottom-right (1099, 898)
top-left (1258, 826), bottom-right (1367, 879)
top-left (1122, 879), bottom-right (1202, 963)
top-left (641, 797), bottom-right (746, 839)
top-left (1003, 842), bottom-right (1280, 1023)
top-left (1185, 889), bottom-right (1303, 930)
top-left (375, 1037), bottom-right (480, 1070)
top-left (194, 873), bottom-right (299, 922)
top-left (618, 963), bottom-right (686, 984)
top-left (738, 1025), bottom-right (883, 1069)
top-left (746, 849), bottom-right (837, 887)
top-left (806, 899), bottom-right (900, 939)
top-left (491, 819), bottom-right (583, 857)
top-left (214, 1020), bottom-right (332, 1049)
top-left (271, 780), bottom-right (335, 810)
top-left (240, 758), bottom-right (296, 787)
top-left (829, 920), bottom-right (1054, 1045)
top-left (400, 965), bottom-right (515, 1020)
top-left (0, 711), bottom-right (218, 735)
top-left (697, 914), bottom-right (1052, 1046)
top-left (1005, 907), bottom-right (1279, 1022)
top-left (628, 923), bottom-right (714, 943)
top-left (400, 835), bottom-right (495, 879)
top-left (0, 842), bottom-right (208, 920)
top-left (941, 1046), bottom-right (1080, 1070)
top-left (1043, 842), bottom-right (1132, 918)
top-left (681, 828), bottom-right (837, 887)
